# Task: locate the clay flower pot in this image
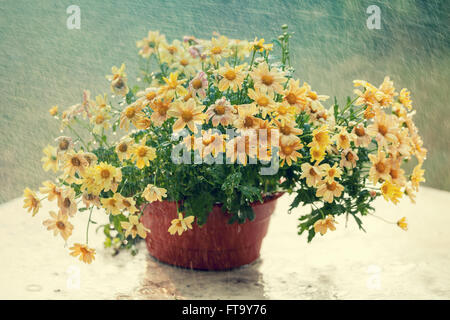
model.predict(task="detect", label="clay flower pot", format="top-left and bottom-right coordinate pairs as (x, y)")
top-left (141, 193), bottom-right (284, 270)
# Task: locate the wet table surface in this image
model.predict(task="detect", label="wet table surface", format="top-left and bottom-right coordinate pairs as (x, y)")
top-left (1, 186), bottom-right (450, 300)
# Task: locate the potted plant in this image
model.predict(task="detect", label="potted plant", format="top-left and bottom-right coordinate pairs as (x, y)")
top-left (24, 26), bottom-right (426, 269)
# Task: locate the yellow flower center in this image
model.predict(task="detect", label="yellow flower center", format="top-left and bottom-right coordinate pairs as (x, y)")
top-left (181, 110), bottom-right (193, 122)
top-left (308, 91), bottom-right (318, 100)
top-left (355, 126), bottom-right (366, 137)
top-left (282, 145), bottom-right (293, 155)
top-left (59, 140), bottom-right (69, 150)
top-left (244, 116), bottom-right (254, 128)
top-left (123, 200), bottom-right (131, 208)
top-left (95, 114), bottom-right (104, 124)
top-left (309, 168), bottom-right (317, 176)
top-left (378, 124), bottom-right (388, 136)
top-left (346, 152), bottom-right (354, 161)
top-left (211, 46), bottom-right (222, 55)
top-left (100, 169), bottom-right (111, 179)
top-left (286, 93), bottom-right (297, 105)
top-left (280, 125), bottom-right (291, 136)
top-left (376, 162), bottom-right (386, 173)
top-left (257, 96), bottom-right (269, 106)
top-left (328, 168), bottom-right (336, 177)
top-left (192, 79), bottom-right (203, 89)
top-left (277, 105), bottom-right (288, 115)
top-left (390, 169), bottom-right (399, 179)
top-left (125, 107), bottom-right (136, 119)
top-left (56, 221), bottom-right (65, 230)
top-left (261, 74), bottom-right (274, 86)
top-left (137, 146), bottom-right (148, 157)
top-left (214, 105), bottom-right (226, 115)
top-left (71, 157), bottom-right (81, 167)
top-left (146, 92), bottom-right (156, 101)
top-left (180, 59), bottom-right (189, 66)
top-left (118, 143), bottom-right (128, 153)
top-left (167, 46), bottom-right (177, 54)
top-left (326, 182), bottom-right (337, 191)
top-left (224, 69), bottom-right (237, 81)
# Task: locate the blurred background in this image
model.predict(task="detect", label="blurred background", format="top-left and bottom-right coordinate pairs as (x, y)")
top-left (0, 0), bottom-right (449, 203)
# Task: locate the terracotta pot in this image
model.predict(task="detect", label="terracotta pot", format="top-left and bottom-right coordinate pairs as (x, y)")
top-left (141, 193), bottom-right (283, 270)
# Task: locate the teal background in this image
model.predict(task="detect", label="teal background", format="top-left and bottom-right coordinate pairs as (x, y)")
top-left (0, 0), bottom-right (449, 202)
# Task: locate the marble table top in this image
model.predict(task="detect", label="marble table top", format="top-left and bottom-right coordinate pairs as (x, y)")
top-left (1, 186), bottom-right (449, 300)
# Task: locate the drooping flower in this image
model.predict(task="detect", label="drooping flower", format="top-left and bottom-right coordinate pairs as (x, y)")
top-left (43, 210), bottom-right (74, 241)
top-left (398, 88), bottom-right (412, 110)
top-left (106, 63), bottom-right (129, 96)
top-left (380, 180), bottom-right (403, 204)
top-left (249, 62), bottom-right (286, 95)
top-left (167, 99), bottom-right (205, 133)
top-left (41, 145), bottom-right (59, 172)
top-left (316, 180), bottom-right (344, 203)
top-left (205, 97), bottom-right (235, 127)
top-left (143, 184), bottom-right (168, 203)
top-left (313, 215), bottom-right (337, 235)
top-left (130, 139), bottom-right (157, 169)
top-left (70, 243), bottom-right (96, 264)
top-left (411, 164), bottom-right (425, 191)
top-left (23, 188), bottom-right (41, 216)
top-left (121, 215), bottom-right (149, 239)
top-left (218, 62), bottom-right (246, 92)
top-left (58, 187), bottom-right (77, 217)
top-left (397, 217), bottom-right (408, 231)
top-left (39, 181), bottom-right (62, 202)
top-left (168, 213), bottom-right (195, 236)
top-left (81, 192), bottom-right (101, 208)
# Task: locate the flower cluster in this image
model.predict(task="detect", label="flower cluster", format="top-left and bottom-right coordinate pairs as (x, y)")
top-left (24, 26), bottom-right (426, 263)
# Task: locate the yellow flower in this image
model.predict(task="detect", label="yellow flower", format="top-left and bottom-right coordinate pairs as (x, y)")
top-left (171, 51), bottom-right (200, 78)
top-left (62, 150), bottom-right (89, 178)
top-left (81, 192), bottom-right (101, 208)
top-left (130, 139), bottom-right (156, 169)
top-left (142, 184), bottom-right (167, 202)
top-left (90, 108), bottom-right (111, 135)
top-left (41, 145), bottom-right (59, 172)
top-left (310, 145), bottom-right (326, 163)
top-left (94, 162), bottom-right (122, 192)
top-left (23, 188), bottom-right (41, 216)
top-left (195, 130), bottom-right (226, 158)
top-left (368, 150), bottom-right (391, 184)
top-left (411, 164), bottom-right (425, 191)
top-left (168, 213), bottom-right (195, 236)
top-left (282, 79), bottom-right (307, 112)
top-left (397, 217), bottom-right (408, 231)
top-left (247, 88), bottom-right (276, 118)
top-left (159, 39), bottom-right (183, 63)
top-left (167, 99), bottom-right (205, 133)
top-left (121, 215), bottom-right (149, 239)
top-left (233, 104), bottom-right (260, 132)
top-left (159, 72), bottom-right (188, 99)
top-left (398, 88), bottom-right (412, 110)
top-left (207, 35), bottom-right (230, 63)
top-left (43, 210), bottom-right (74, 241)
top-left (251, 37), bottom-right (273, 52)
top-left (106, 63), bottom-right (129, 96)
top-left (70, 243), bottom-right (96, 264)
top-left (205, 97), bottom-right (235, 127)
top-left (300, 163), bottom-right (324, 187)
top-left (137, 30), bottom-right (165, 58)
top-left (273, 118), bottom-right (303, 140)
top-left (49, 105), bottom-right (58, 116)
top-left (39, 180), bottom-right (62, 202)
top-left (279, 136), bottom-right (303, 166)
top-left (80, 167), bottom-right (103, 196)
top-left (115, 194), bottom-right (139, 214)
top-left (316, 180), bottom-right (344, 203)
top-left (218, 62), bottom-right (246, 92)
top-left (314, 215), bottom-right (337, 235)
top-left (120, 101), bottom-right (145, 131)
top-left (310, 125), bottom-right (331, 149)
top-left (101, 193), bottom-right (123, 216)
top-left (115, 137), bottom-right (133, 162)
top-left (351, 124), bottom-right (371, 148)
top-left (380, 180), bottom-right (402, 204)
top-left (340, 149), bottom-right (359, 169)
top-left (322, 163), bottom-right (342, 183)
top-left (58, 187), bottom-right (77, 217)
top-left (150, 97), bottom-right (172, 126)
top-left (271, 102), bottom-right (297, 121)
top-left (377, 76), bottom-right (397, 107)
top-left (55, 136), bottom-right (73, 154)
top-left (367, 113), bottom-right (398, 147)
top-left (333, 127), bottom-right (355, 150)
top-left (249, 62), bottom-right (286, 96)
top-left (225, 135), bottom-right (258, 165)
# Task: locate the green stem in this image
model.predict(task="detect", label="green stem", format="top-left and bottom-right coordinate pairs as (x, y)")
top-left (86, 206), bottom-right (94, 245)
